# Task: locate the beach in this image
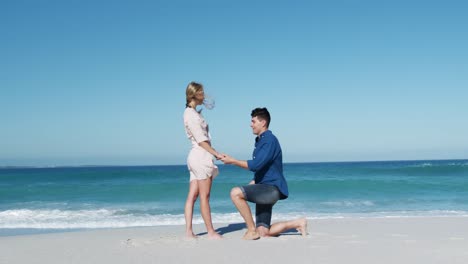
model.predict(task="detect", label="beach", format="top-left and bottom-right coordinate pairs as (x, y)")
top-left (3, 0), bottom-right (468, 262)
top-left (1, 217), bottom-right (467, 264)
top-left (1, 161), bottom-right (467, 263)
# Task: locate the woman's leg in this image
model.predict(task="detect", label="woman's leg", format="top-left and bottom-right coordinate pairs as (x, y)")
top-left (198, 177), bottom-right (222, 239)
top-left (184, 180), bottom-right (199, 238)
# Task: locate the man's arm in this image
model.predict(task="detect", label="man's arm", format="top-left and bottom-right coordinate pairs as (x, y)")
top-left (220, 154), bottom-right (249, 169)
top-left (246, 142), bottom-right (274, 172)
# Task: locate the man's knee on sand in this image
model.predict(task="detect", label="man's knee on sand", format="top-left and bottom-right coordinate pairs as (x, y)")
top-left (256, 226), bottom-right (270, 237)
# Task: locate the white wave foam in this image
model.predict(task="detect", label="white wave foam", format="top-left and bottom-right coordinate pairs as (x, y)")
top-left (408, 161), bottom-right (468, 168)
top-left (407, 162), bottom-right (433, 168)
top-left (1, 209), bottom-right (468, 229)
top-left (0, 209), bottom-right (183, 229)
top-left (320, 200), bottom-right (375, 207)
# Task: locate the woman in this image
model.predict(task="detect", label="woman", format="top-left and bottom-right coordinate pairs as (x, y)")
top-left (183, 81), bottom-right (222, 239)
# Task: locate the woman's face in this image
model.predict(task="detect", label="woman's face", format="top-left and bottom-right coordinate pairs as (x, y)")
top-left (194, 89), bottom-right (205, 105)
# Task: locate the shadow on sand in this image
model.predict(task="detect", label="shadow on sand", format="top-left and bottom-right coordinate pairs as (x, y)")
top-left (196, 222), bottom-right (301, 236)
top-left (196, 222), bottom-right (246, 236)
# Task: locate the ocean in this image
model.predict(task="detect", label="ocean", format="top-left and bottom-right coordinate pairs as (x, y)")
top-left (1, 160), bottom-right (468, 236)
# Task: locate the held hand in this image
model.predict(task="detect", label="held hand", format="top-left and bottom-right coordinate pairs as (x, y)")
top-left (215, 152), bottom-right (225, 160)
top-left (220, 154), bottom-right (235, 164)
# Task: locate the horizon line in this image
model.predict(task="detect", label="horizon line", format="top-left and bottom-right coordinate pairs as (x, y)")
top-left (1, 158), bottom-right (467, 169)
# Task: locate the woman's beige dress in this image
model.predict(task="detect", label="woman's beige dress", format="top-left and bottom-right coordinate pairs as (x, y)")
top-left (183, 107), bottom-right (219, 181)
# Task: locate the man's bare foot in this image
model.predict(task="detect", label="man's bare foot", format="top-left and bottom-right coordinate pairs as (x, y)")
top-left (296, 218), bottom-right (308, 237)
top-left (242, 231), bottom-right (260, 240)
top-left (207, 232), bottom-right (223, 240)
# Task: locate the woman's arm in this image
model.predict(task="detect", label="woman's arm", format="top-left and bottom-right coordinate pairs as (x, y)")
top-left (199, 141), bottom-right (223, 159)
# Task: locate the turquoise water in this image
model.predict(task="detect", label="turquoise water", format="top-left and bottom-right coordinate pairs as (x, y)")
top-left (1, 160), bottom-right (468, 235)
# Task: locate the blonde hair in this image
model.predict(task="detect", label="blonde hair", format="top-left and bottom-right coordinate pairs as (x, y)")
top-left (185, 81), bottom-right (204, 107)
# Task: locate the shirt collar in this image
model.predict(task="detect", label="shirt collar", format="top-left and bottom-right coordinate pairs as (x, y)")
top-left (255, 130), bottom-right (271, 142)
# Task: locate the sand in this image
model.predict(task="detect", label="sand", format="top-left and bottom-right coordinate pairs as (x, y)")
top-left (1, 217), bottom-right (467, 264)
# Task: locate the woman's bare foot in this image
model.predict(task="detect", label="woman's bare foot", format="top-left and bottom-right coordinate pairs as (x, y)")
top-left (242, 230), bottom-right (260, 240)
top-left (296, 218), bottom-right (308, 237)
top-left (185, 231), bottom-right (198, 239)
top-left (207, 231), bottom-right (223, 240)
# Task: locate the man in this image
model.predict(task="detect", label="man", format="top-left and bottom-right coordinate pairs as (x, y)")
top-left (221, 107), bottom-right (308, 240)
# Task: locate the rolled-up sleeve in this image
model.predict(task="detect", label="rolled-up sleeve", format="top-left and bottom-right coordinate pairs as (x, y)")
top-left (185, 113), bottom-right (210, 143)
top-left (247, 142), bottom-right (274, 172)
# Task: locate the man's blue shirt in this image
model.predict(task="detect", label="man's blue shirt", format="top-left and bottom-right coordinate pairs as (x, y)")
top-left (246, 130), bottom-right (289, 199)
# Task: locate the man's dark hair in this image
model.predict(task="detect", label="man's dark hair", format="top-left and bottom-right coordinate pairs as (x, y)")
top-left (251, 107), bottom-right (271, 128)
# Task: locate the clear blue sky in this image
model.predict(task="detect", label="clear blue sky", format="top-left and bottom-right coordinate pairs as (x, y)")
top-left (1, 0), bottom-right (467, 166)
